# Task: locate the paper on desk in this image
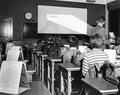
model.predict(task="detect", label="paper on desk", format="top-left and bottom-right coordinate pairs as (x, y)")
top-left (104, 49), bottom-right (116, 63)
top-left (0, 61), bottom-right (30, 94)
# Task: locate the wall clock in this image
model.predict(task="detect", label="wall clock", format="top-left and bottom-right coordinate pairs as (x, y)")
top-left (25, 12), bottom-right (32, 20)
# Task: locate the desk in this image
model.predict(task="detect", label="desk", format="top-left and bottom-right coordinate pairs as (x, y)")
top-left (45, 58), bottom-right (61, 95)
top-left (31, 49), bottom-right (42, 77)
top-left (82, 78), bottom-right (118, 95)
top-left (36, 51), bottom-right (42, 80)
top-left (31, 48), bottom-right (37, 69)
top-left (59, 63), bottom-right (80, 95)
top-left (40, 54), bottom-right (47, 82)
top-left (31, 49), bottom-right (47, 81)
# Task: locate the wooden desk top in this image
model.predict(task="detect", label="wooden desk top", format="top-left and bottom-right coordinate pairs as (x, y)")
top-left (45, 58), bottom-right (62, 64)
top-left (41, 54), bottom-right (47, 57)
top-left (82, 78), bottom-right (118, 94)
top-left (49, 58), bottom-right (61, 62)
top-left (59, 63), bottom-right (80, 71)
top-left (36, 51), bottom-right (42, 56)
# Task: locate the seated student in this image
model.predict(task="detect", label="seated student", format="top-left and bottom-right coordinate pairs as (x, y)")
top-left (36, 40), bottom-right (45, 51)
top-left (82, 34), bottom-right (109, 78)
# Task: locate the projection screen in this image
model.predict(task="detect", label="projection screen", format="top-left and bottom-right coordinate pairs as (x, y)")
top-left (38, 5), bottom-right (88, 34)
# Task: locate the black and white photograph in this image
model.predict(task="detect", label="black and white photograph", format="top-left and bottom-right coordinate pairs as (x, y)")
top-left (0, 0), bottom-right (119, 95)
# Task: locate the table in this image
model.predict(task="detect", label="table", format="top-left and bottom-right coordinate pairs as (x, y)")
top-left (26, 70), bottom-right (36, 82)
top-left (59, 63), bottom-right (80, 95)
top-left (45, 58), bottom-right (61, 95)
top-left (36, 51), bottom-right (42, 79)
top-left (31, 49), bottom-right (47, 82)
top-left (31, 49), bottom-right (42, 78)
top-left (35, 51), bottom-right (47, 82)
top-left (40, 54), bottom-right (47, 82)
top-left (82, 78), bottom-right (118, 95)
top-left (31, 48), bottom-right (37, 69)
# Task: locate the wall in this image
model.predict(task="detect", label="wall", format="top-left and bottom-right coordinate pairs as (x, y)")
top-left (0, 0), bottom-right (105, 40)
top-left (109, 8), bottom-right (120, 38)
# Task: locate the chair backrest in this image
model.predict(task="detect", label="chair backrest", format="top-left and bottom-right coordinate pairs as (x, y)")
top-left (86, 62), bottom-right (105, 78)
top-left (87, 66), bottom-right (97, 78)
top-left (5, 42), bottom-right (14, 55)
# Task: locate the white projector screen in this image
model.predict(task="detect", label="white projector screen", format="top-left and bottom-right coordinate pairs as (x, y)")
top-left (38, 5), bottom-right (87, 34)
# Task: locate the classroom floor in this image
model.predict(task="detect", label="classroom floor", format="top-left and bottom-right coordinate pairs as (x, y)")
top-left (25, 64), bottom-right (119, 95)
top-left (26, 64), bottom-right (84, 95)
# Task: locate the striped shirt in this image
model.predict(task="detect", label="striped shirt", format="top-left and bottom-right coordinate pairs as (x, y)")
top-left (82, 48), bottom-right (109, 77)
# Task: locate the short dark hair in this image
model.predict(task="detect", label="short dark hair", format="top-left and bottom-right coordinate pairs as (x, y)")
top-left (97, 16), bottom-right (105, 23)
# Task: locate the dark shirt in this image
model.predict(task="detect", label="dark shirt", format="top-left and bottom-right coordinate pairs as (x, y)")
top-left (88, 25), bottom-right (108, 44)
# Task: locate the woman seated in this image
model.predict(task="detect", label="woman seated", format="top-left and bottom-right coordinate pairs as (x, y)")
top-left (82, 34), bottom-right (109, 78)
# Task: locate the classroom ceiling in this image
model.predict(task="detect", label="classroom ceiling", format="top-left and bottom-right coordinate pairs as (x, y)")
top-left (0, 0), bottom-right (116, 5)
top-left (56, 0), bottom-right (116, 4)
top-left (0, 0), bottom-right (119, 10)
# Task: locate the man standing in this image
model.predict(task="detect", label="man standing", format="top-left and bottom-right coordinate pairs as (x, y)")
top-left (88, 16), bottom-right (108, 45)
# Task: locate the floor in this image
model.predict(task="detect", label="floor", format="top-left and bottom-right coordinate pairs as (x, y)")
top-left (26, 64), bottom-right (85, 95)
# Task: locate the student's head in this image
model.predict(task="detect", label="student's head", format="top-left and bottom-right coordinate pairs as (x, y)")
top-left (89, 34), bottom-right (104, 49)
top-left (68, 35), bottom-right (78, 47)
top-left (97, 16), bottom-right (105, 26)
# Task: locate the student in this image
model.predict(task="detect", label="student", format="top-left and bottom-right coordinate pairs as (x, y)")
top-left (36, 40), bottom-right (45, 51)
top-left (82, 34), bottom-right (109, 78)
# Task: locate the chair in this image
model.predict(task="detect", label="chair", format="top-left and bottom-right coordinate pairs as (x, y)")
top-left (86, 65), bottom-right (97, 78)
top-left (86, 62), bottom-right (105, 78)
top-left (5, 42), bottom-right (14, 55)
top-left (78, 62), bottom-right (104, 95)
